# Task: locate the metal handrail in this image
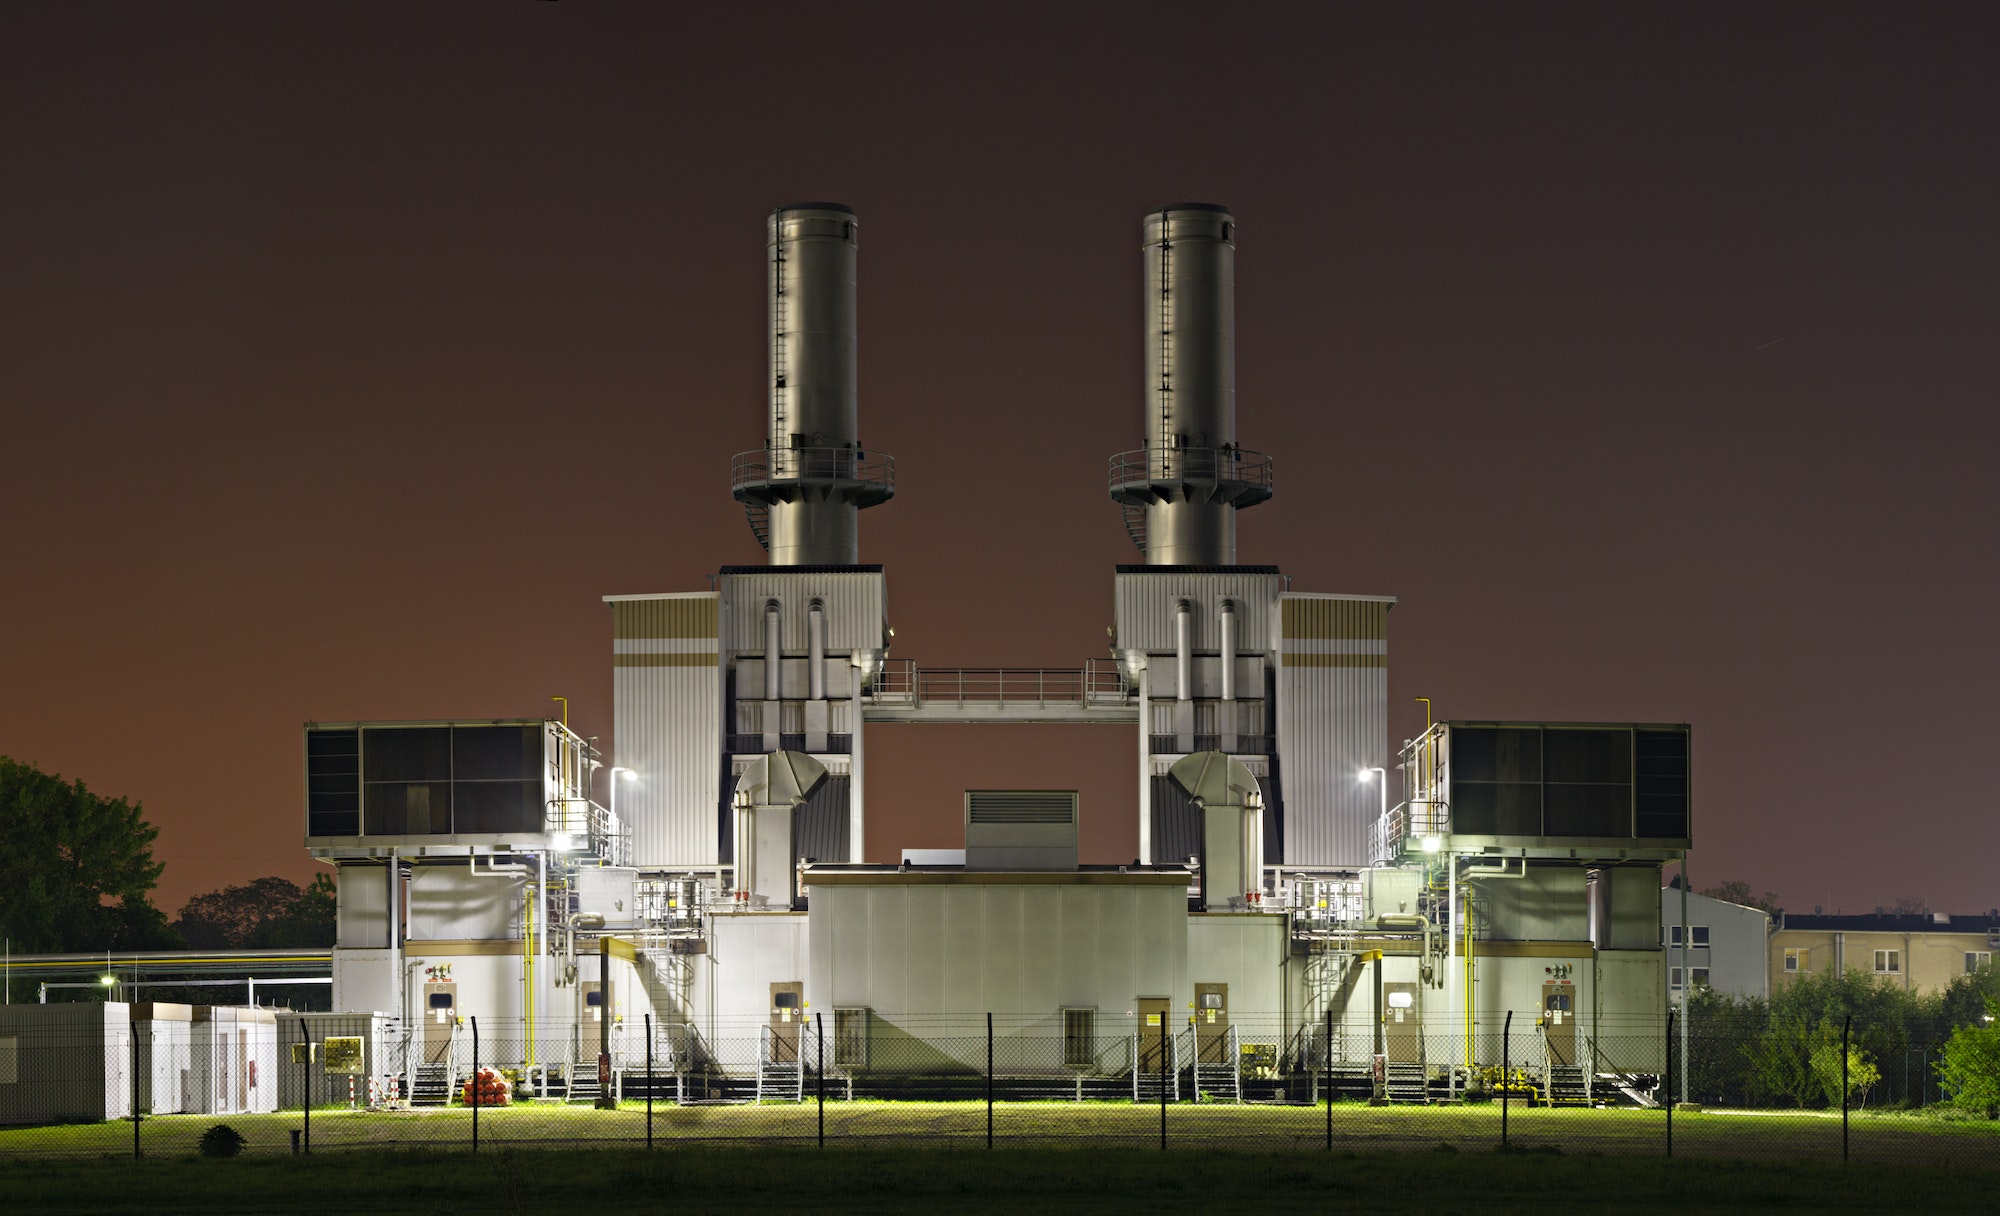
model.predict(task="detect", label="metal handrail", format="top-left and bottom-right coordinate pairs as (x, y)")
top-left (731, 446), bottom-right (895, 493)
top-left (1108, 446), bottom-right (1273, 491)
top-left (867, 660), bottom-right (1135, 707)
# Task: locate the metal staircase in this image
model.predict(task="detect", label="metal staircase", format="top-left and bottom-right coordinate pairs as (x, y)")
top-left (1546, 1063), bottom-right (1590, 1106)
top-left (1384, 1061), bottom-right (1428, 1103)
top-left (409, 1062), bottom-right (453, 1107)
top-left (755, 1025), bottom-right (806, 1102)
top-left (1131, 1030), bottom-right (1181, 1102)
top-left (1193, 1026), bottom-right (1242, 1103)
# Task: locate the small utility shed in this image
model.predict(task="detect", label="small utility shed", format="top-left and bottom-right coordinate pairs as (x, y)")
top-left (133, 1002), bottom-right (194, 1114)
top-left (190, 1006), bottom-right (279, 1115)
top-left (0, 1002), bottom-right (132, 1125)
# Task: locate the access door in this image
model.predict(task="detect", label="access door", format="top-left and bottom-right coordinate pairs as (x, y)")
top-left (1136, 997), bottom-right (1172, 1074)
top-left (1194, 983), bottom-right (1230, 1064)
top-left (1383, 981), bottom-right (1421, 1064)
top-left (769, 982), bottom-right (805, 1063)
top-left (422, 981), bottom-right (457, 1064)
top-left (1542, 982), bottom-right (1577, 1066)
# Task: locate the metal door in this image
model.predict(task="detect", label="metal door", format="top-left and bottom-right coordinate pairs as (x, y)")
top-left (1194, 983), bottom-right (1230, 1063)
top-left (1542, 982), bottom-right (1576, 1065)
top-left (1383, 981), bottom-right (1421, 1064)
top-left (582, 980), bottom-right (605, 1025)
top-left (422, 981), bottom-right (456, 1064)
top-left (769, 982), bottom-right (804, 1063)
top-left (1136, 997), bottom-right (1172, 1073)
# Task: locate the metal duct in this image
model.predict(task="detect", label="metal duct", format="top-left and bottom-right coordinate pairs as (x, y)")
top-left (732, 203), bottom-right (895, 564)
top-left (1109, 204), bottom-right (1272, 564)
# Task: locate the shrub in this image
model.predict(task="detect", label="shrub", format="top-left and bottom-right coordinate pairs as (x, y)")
top-left (198, 1124), bottom-right (247, 1158)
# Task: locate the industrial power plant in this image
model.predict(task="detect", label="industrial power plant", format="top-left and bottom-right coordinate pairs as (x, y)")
top-left (297, 201), bottom-right (1692, 1108)
top-left (5, 203), bottom-right (1694, 1122)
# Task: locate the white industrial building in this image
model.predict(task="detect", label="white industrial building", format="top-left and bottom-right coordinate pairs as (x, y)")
top-left (304, 203), bottom-right (1693, 1106)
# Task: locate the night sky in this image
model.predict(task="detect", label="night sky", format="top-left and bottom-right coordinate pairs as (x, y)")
top-left (3, 5), bottom-right (1995, 917)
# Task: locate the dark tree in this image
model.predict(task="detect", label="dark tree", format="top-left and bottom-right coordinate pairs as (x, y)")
top-left (1700, 879), bottom-right (1783, 916)
top-left (174, 873), bottom-right (336, 949)
top-left (0, 756), bottom-right (179, 953)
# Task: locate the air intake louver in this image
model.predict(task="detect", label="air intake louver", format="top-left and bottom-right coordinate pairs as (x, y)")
top-left (967, 791), bottom-right (1077, 825)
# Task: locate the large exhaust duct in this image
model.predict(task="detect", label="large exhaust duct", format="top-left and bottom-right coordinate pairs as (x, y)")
top-left (732, 203), bottom-right (894, 564)
top-left (1109, 204), bottom-right (1271, 565)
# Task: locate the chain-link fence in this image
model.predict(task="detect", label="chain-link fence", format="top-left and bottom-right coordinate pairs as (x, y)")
top-left (1, 1007), bottom-right (1995, 1163)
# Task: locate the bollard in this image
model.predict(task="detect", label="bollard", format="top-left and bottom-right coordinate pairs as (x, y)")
top-left (290, 1129), bottom-right (301, 1155)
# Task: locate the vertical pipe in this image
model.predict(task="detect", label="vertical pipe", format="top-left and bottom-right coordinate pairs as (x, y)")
top-left (1137, 665), bottom-right (1152, 865)
top-left (1680, 861), bottom-right (1690, 1103)
top-left (849, 705), bottom-right (865, 862)
top-left (764, 602), bottom-right (782, 702)
top-left (300, 1019), bottom-right (310, 1154)
top-left (1219, 601), bottom-right (1236, 702)
top-left (1175, 601), bottom-right (1192, 702)
top-left (807, 601), bottom-right (826, 701)
top-left (1158, 1016), bottom-right (1168, 1148)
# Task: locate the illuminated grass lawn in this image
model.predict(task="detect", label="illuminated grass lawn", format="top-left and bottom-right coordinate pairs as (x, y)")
top-left (1, 1101), bottom-right (1994, 1164)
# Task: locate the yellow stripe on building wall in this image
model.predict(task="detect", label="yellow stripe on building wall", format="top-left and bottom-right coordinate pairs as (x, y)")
top-left (1281, 597), bottom-right (1388, 641)
top-left (614, 653), bottom-right (717, 667)
top-left (613, 595), bottom-right (719, 640)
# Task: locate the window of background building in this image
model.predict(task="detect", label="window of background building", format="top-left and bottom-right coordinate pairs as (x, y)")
top-left (1691, 967), bottom-right (1710, 988)
top-left (1784, 947), bottom-right (1808, 972)
top-left (1873, 949), bottom-right (1901, 974)
top-left (1691, 926), bottom-right (1710, 947)
top-left (1968, 952), bottom-right (1993, 974)
top-left (1670, 967), bottom-right (1684, 989)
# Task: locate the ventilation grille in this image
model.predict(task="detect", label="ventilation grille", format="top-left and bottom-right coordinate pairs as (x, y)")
top-left (966, 790), bottom-right (1077, 825)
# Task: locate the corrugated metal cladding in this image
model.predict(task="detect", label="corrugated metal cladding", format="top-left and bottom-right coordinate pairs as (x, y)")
top-left (1277, 593), bottom-right (1391, 868)
top-left (809, 882), bottom-right (1188, 1017)
top-left (608, 594), bottom-right (721, 868)
top-left (718, 571), bottom-right (885, 653)
top-left (1115, 572), bottom-right (1283, 653)
top-left (794, 776), bottom-right (850, 864)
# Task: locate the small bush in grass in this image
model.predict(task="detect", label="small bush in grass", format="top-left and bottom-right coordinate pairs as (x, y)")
top-left (198, 1124), bottom-right (247, 1158)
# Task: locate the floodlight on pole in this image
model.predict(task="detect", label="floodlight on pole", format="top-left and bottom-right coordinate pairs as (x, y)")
top-left (1359, 766), bottom-right (1388, 825)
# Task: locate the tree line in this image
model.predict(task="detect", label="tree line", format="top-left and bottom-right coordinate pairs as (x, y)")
top-left (1, 756), bottom-right (334, 963)
top-left (1684, 966), bottom-right (2000, 1116)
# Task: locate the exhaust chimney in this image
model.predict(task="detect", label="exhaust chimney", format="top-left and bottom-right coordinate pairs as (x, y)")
top-left (732, 203), bottom-right (894, 564)
top-left (1109, 204), bottom-right (1271, 565)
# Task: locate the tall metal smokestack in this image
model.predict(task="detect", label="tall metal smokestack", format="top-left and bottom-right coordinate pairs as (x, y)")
top-left (732, 203), bottom-right (893, 564)
top-left (1109, 204), bottom-right (1270, 565)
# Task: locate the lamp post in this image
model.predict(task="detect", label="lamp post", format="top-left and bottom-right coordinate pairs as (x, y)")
top-left (608, 767), bottom-right (634, 838)
top-left (1358, 766), bottom-right (1387, 822)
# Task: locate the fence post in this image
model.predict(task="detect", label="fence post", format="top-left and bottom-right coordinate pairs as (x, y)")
top-left (645, 1012), bottom-right (653, 1152)
top-left (131, 1011), bottom-right (141, 1160)
top-left (1158, 1015), bottom-right (1168, 1150)
top-left (986, 1012), bottom-right (994, 1149)
top-left (1501, 1009), bottom-right (1511, 1149)
top-left (471, 1015), bottom-right (479, 1154)
top-left (301, 1019), bottom-right (311, 1155)
top-left (1841, 1014), bottom-right (1851, 1163)
top-left (1665, 1010), bottom-right (1675, 1158)
top-left (1323, 1006), bottom-right (1332, 1151)
top-left (817, 1012), bottom-right (825, 1150)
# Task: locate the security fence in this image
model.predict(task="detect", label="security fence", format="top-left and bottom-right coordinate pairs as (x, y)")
top-left (0, 1009), bottom-right (1995, 1164)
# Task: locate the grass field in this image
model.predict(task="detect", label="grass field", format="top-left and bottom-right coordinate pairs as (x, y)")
top-left (2, 1099), bottom-right (1994, 1168)
top-left (1, 1145), bottom-right (1996, 1215)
